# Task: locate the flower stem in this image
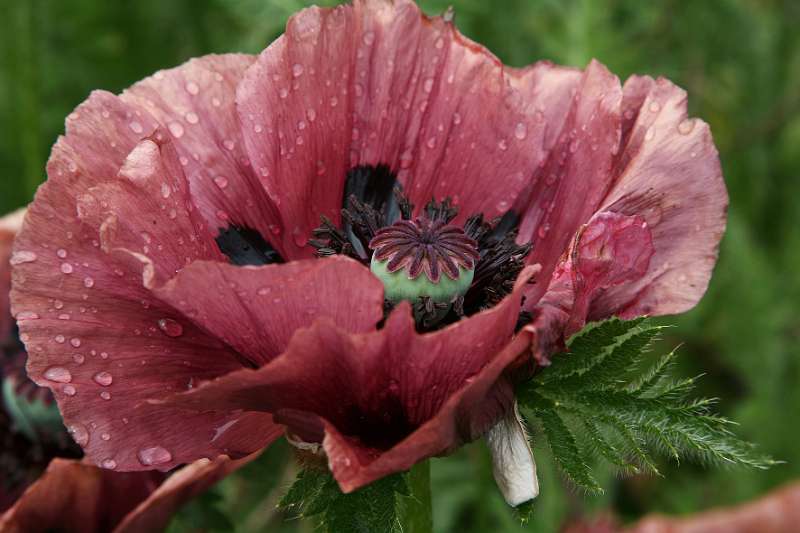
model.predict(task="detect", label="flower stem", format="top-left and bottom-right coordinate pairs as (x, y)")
top-left (399, 460), bottom-right (433, 533)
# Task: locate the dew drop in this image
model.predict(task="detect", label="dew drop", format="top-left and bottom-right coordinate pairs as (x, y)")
top-left (649, 101), bottom-right (661, 113)
top-left (423, 78), bottom-right (434, 93)
top-left (362, 31), bottom-right (375, 45)
top-left (222, 139), bottom-right (235, 151)
top-left (93, 371), bottom-right (113, 387)
top-left (100, 391), bottom-right (111, 401)
top-left (292, 64), bottom-right (304, 77)
top-left (70, 338), bottom-right (81, 348)
top-left (452, 112), bottom-right (462, 125)
top-left (157, 318), bottom-right (184, 337)
top-left (167, 122), bottom-right (184, 138)
top-left (10, 251), bottom-right (37, 265)
top-left (16, 311), bottom-right (39, 320)
top-left (211, 97), bottom-right (221, 107)
top-left (55, 335), bottom-right (66, 344)
top-left (73, 353), bottom-right (85, 364)
top-left (56, 248), bottom-right (68, 259)
top-left (69, 423), bottom-right (89, 446)
top-left (101, 433), bottom-right (111, 441)
top-left (279, 88), bottom-right (289, 99)
top-left (129, 121), bottom-right (144, 134)
top-left (137, 446), bottom-right (173, 466)
top-left (83, 277), bottom-right (95, 288)
top-left (253, 124), bottom-right (263, 133)
top-left (63, 385), bottom-right (77, 396)
top-left (644, 126), bottom-right (656, 141)
top-left (514, 122), bottom-right (528, 140)
top-left (185, 112), bottom-right (199, 124)
top-left (60, 263), bottom-right (73, 274)
top-left (498, 139), bottom-right (508, 151)
top-left (677, 118), bottom-right (695, 135)
top-left (213, 176), bottom-right (229, 189)
top-left (44, 366), bottom-right (72, 383)
top-left (101, 458), bottom-right (117, 470)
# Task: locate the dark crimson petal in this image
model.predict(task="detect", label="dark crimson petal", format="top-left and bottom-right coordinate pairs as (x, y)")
top-left (120, 55), bottom-right (285, 258)
top-left (113, 453), bottom-right (261, 533)
top-left (152, 256), bottom-right (385, 367)
top-left (237, 0), bottom-right (563, 258)
top-left (148, 265), bottom-right (539, 491)
top-left (11, 136), bottom-right (278, 471)
top-left (0, 209), bottom-right (24, 341)
top-left (0, 458), bottom-right (161, 533)
top-left (593, 76), bottom-right (728, 317)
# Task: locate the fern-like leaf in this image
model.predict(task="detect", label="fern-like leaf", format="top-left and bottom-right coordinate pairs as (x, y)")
top-left (518, 317), bottom-right (775, 494)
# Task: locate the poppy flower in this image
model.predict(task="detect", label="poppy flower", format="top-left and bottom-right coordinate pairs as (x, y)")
top-left (1, 209), bottom-right (260, 532)
top-left (10, 0), bottom-right (726, 507)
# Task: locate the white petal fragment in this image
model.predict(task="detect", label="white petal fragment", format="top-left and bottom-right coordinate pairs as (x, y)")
top-left (485, 402), bottom-right (539, 506)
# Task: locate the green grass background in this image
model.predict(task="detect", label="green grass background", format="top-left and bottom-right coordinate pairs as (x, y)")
top-left (2, 0), bottom-right (799, 531)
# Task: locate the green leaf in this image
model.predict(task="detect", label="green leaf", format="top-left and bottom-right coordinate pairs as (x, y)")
top-left (280, 462), bottom-right (432, 533)
top-left (518, 317), bottom-right (775, 496)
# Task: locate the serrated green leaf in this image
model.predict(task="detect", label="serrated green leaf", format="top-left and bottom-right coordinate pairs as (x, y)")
top-left (537, 317), bottom-right (646, 384)
top-left (517, 317), bottom-right (775, 497)
top-left (279, 464), bottom-right (426, 533)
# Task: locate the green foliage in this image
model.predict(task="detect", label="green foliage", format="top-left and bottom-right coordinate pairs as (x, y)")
top-left (279, 467), bottom-right (412, 533)
top-left (518, 318), bottom-right (776, 495)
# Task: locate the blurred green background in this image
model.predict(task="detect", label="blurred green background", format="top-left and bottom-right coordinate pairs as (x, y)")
top-left (2, 0), bottom-right (799, 531)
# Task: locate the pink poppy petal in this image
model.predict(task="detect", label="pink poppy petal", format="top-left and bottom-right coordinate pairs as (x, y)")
top-left (0, 458), bottom-right (162, 533)
top-left (114, 452), bottom-right (261, 533)
top-left (237, 0), bottom-right (574, 258)
top-left (516, 60), bottom-right (624, 304)
top-left (12, 137), bottom-right (278, 471)
top-left (152, 256), bottom-right (386, 366)
top-left (121, 55), bottom-right (285, 256)
top-left (150, 264), bottom-right (538, 490)
top-left (594, 76), bottom-right (727, 317)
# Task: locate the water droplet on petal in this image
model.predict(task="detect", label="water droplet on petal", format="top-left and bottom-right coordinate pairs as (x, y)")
top-left (137, 446), bottom-right (173, 466)
top-left (63, 385), bottom-right (77, 396)
top-left (93, 371), bottom-right (113, 387)
top-left (10, 251), bottom-right (37, 265)
top-left (514, 122), bottom-right (528, 140)
top-left (101, 458), bottom-right (117, 470)
top-left (56, 249), bottom-right (68, 259)
top-left (213, 176), bottom-right (229, 189)
top-left (73, 353), bottom-right (85, 364)
top-left (423, 78), bottom-right (434, 93)
top-left (168, 122), bottom-right (184, 138)
top-left (157, 318), bottom-right (184, 337)
top-left (44, 366), bottom-right (72, 383)
top-left (185, 112), bottom-right (199, 124)
top-left (498, 139), bottom-right (508, 151)
top-left (83, 277), bottom-right (94, 288)
top-left (100, 391), bottom-right (111, 400)
top-left (101, 433), bottom-right (111, 441)
top-left (60, 263), bottom-right (73, 274)
top-left (649, 101), bottom-right (661, 113)
top-left (644, 126), bottom-right (656, 141)
top-left (129, 121), bottom-right (144, 134)
top-left (70, 338), bottom-right (81, 348)
top-left (16, 311), bottom-right (39, 320)
top-left (306, 108), bottom-right (317, 122)
top-left (677, 118), bottom-right (695, 135)
top-left (55, 335), bottom-right (66, 344)
top-left (292, 64), bottom-right (304, 77)
top-left (362, 31), bottom-right (375, 45)
top-left (69, 423), bottom-right (89, 446)
top-left (185, 81), bottom-right (200, 95)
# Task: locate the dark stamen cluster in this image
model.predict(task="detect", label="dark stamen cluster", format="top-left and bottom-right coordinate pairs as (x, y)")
top-left (309, 165), bottom-right (534, 331)
top-left (369, 218), bottom-right (479, 283)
